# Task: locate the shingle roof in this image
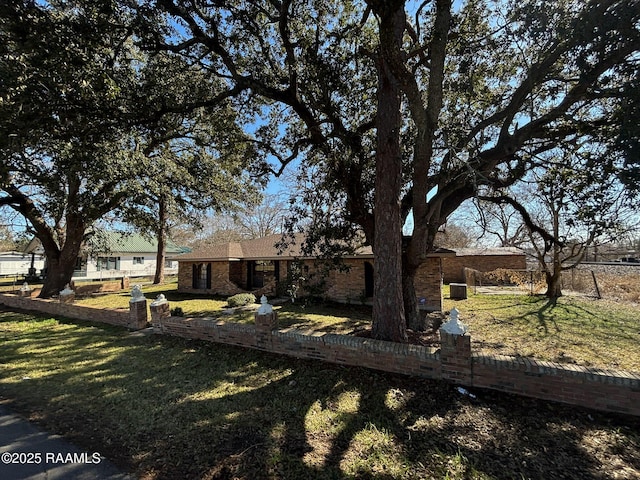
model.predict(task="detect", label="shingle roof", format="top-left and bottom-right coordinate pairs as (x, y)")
top-left (172, 234), bottom-right (457, 262)
top-left (453, 247), bottom-right (524, 256)
top-left (172, 234), bottom-right (307, 261)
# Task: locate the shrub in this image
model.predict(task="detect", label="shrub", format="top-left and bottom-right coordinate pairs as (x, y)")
top-left (285, 261), bottom-right (305, 302)
top-left (170, 307), bottom-right (184, 317)
top-left (227, 293), bottom-right (256, 307)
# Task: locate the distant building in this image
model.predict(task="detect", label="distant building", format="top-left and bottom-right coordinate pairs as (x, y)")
top-left (25, 233), bottom-right (190, 280)
top-left (0, 251), bottom-right (45, 277)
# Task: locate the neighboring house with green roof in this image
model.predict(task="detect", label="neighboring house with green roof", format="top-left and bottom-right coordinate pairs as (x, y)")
top-left (25, 233), bottom-right (190, 280)
top-left (76, 233), bottom-right (190, 279)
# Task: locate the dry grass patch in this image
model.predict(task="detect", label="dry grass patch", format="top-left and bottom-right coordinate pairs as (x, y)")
top-left (594, 272), bottom-right (640, 303)
top-left (445, 292), bottom-right (640, 371)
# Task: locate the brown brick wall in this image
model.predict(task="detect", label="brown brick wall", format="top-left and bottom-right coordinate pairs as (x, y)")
top-left (444, 255), bottom-right (527, 283)
top-left (148, 312), bottom-right (640, 416)
top-left (179, 259), bottom-right (373, 303)
top-left (0, 293), bottom-right (145, 329)
top-left (3, 291), bottom-right (639, 416)
top-left (471, 355), bottom-right (640, 415)
top-left (177, 261), bottom-right (193, 292)
top-left (415, 258), bottom-right (443, 311)
top-left (229, 261), bottom-right (244, 287)
top-left (324, 259), bottom-right (368, 303)
top-left (300, 258), bottom-right (443, 310)
top-left (178, 261), bottom-right (243, 296)
top-left (73, 280), bottom-right (126, 295)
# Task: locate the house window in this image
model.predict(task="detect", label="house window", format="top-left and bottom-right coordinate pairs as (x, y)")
top-left (97, 257), bottom-right (120, 271)
top-left (199, 263), bottom-right (208, 287)
top-left (133, 257), bottom-right (144, 265)
top-left (74, 257), bottom-right (87, 272)
top-left (248, 260), bottom-right (275, 289)
top-left (255, 260), bottom-right (274, 274)
top-left (192, 263), bottom-right (212, 290)
top-left (164, 259), bottom-right (173, 268)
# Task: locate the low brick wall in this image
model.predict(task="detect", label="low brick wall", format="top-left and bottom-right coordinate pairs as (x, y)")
top-left (153, 315), bottom-right (442, 378)
top-left (471, 355), bottom-right (639, 414)
top-left (0, 293), bottom-right (147, 330)
top-left (3, 292), bottom-right (638, 416)
top-left (73, 278), bottom-right (130, 295)
top-left (149, 309), bottom-right (640, 416)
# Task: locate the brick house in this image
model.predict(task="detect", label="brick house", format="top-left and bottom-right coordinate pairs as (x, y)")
top-left (172, 234), bottom-right (455, 311)
top-left (442, 247), bottom-right (527, 283)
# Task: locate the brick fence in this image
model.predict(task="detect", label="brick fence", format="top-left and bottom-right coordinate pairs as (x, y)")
top-left (0, 292), bottom-right (147, 330)
top-left (148, 298), bottom-right (640, 416)
top-left (1, 292), bottom-right (638, 416)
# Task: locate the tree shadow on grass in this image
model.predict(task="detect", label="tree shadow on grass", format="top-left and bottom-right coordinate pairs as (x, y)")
top-left (535, 296), bottom-right (559, 334)
top-left (1, 313), bottom-right (639, 479)
top-left (165, 361), bottom-right (638, 480)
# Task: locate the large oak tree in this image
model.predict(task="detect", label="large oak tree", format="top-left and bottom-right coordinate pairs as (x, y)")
top-left (1, 1), bottom-right (144, 296)
top-left (141, 0), bottom-right (640, 341)
top-left (0, 1), bottom-right (258, 296)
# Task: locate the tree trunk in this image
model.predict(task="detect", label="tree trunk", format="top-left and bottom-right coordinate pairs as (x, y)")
top-left (403, 264), bottom-right (425, 331)
top-left (39, 221), bottom-right (85, 298)
top-left (370, 2), bottom-right (407, 343)
top-left (372, 2), bottom-right (407, 342)
top-left (385, 0), bottom-right (451, 331)
top-left (154, 232), bottom-right (166, 285)
top-left (545, 270), bottom-right (563, 298)
top-left (40, 251), bottom-right (79, 298)
top-left (546, 233), bottom-right (563, 298)
top-left (153, 197), bottom-right (167, 285)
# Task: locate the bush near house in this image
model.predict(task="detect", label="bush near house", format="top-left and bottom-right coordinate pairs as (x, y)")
top-left (227, 293), bottom-right (257, 307)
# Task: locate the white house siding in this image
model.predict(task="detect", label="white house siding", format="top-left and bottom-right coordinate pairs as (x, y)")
top-left (0, 253), bottom-right (45, 277)
top-left (78, 253), bottom-right (178, 279)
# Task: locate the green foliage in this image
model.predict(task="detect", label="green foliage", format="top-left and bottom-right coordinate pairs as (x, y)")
top-left (0, 1), bottom-right (260, 295)
top-left (119, 52), bottom-right (262, 236)
top-left (0, 1), bottom-right (150, 295)
top-left (139, 0), bottom-right (640, 339)
top-left (284, 261), bottom-right (305, 302)
top-left (226, 293), bottom-right (257, 307)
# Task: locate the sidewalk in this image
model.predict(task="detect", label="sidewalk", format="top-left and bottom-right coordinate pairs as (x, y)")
top-left (0, 405), bottom-right (133, 480)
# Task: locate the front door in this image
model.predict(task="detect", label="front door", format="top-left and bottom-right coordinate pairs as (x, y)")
top-left (247, 260), bottom-right (274, 289)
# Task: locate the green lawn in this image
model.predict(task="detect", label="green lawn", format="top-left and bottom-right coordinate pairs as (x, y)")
top-left (76, 281), bottom-right (372, 334)
top-left (0, 309), bottom-right (638, 479)
top-left (443, 292), bottom-right (640, 372)
top-left (75, 282), bottom-right (640, 371)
